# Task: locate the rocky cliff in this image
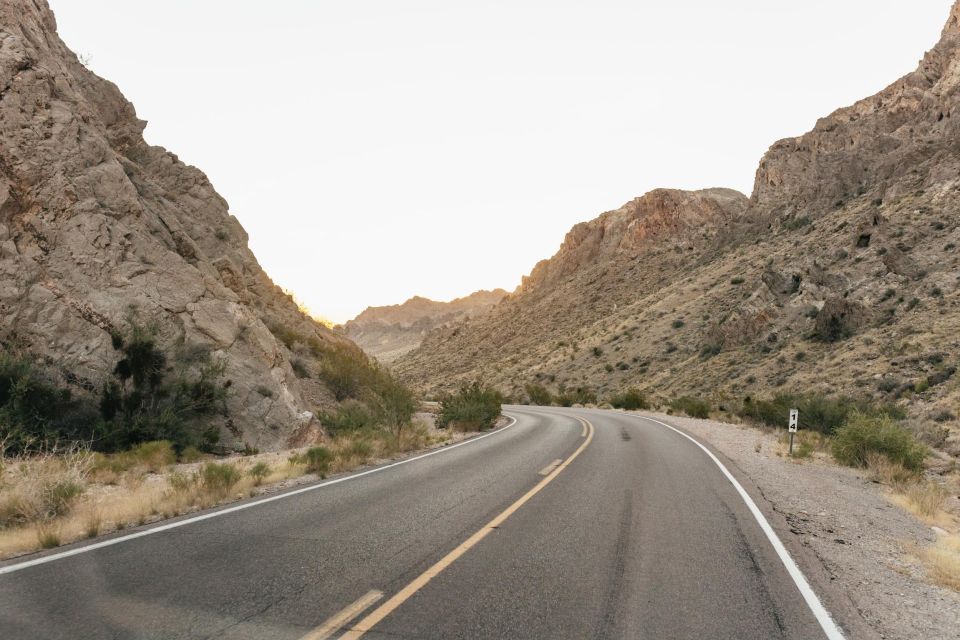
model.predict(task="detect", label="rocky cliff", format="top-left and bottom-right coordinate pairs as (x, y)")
top-left (344, 289), bottom-right (507, 362)
top-left (396, 2), bottom-right (960, 453)
top-left (0, 0), bottom-right (362, 450)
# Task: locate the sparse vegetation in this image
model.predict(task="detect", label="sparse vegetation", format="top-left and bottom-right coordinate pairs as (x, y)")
top-left (524, 383), bottom-right (553, 406)
top-left (436, 381), bottom-right (503, 431)
top-left (736, 393), bottom-right (904, 435)
top-left (303, 447), bottom-right (333, 477)
top-left (248, 462), bottom-right (270, 486)
top-left (200, 462), bottom-right (242, 500)
top-left (831, 412), bottom-right (926, 471)
top-left (669, 396), bottom-right (710, 419)
top-left (608, 388), bottom-right (649, 410)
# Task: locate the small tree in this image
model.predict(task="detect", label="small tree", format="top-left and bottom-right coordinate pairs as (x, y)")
top-left (367, 370), bottom-right (416, 442)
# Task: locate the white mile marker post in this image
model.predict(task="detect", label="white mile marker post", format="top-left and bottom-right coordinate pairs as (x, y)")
top-left (788, 408), bottom-right (799, 456)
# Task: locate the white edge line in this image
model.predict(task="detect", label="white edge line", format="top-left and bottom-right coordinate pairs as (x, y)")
top-left (0, 416), bottom-right (519, 576)
top-left (632, 414), bottom-right (845, 640)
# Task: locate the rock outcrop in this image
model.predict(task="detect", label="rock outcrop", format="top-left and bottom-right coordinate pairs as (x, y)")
top-left (0, 0), bottom-right (359, 450)
top-left (344, 289), bottom-right (507, 362)
top-left (397, 2), bottom-right (960, 444)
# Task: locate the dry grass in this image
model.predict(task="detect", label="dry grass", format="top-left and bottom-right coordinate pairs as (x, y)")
top-left (0, 422), bottom-right (454, 560)
top-left (867, 454), bottom-right (960, 590)
top-left (923, 533), bottom-right (960, 591)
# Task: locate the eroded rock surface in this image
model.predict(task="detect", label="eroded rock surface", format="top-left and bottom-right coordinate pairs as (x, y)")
top-left (0, 0), bottom-right (354, 449)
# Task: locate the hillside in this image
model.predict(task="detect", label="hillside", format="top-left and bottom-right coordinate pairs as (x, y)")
top-left (396, 2), bottom-right (960, 454)
top-left (344, 289), bottom-right (507, 361)
top-left (0, 0), bottom-right (380, 450)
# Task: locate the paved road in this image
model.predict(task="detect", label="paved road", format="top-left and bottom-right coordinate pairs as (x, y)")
top-left (0, 407), bottom-right (842, 639)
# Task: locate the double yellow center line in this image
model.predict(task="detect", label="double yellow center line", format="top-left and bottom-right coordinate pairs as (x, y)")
top-left (333, 415), bottom-right (595, 639)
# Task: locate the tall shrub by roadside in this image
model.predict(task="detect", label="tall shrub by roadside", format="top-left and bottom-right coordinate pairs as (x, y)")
top-left (738, 392), bottom-right (903, 435)
top-left (832, 412), bottom-right (927, 471)
top-left (524, 383), bottom-right (553, 406)
top-left (608, 388), bottom-right (649, 411)
top-left (437, 381), bottom-right (503, 431)
top-left (669, 396), bottom-right (710, 419)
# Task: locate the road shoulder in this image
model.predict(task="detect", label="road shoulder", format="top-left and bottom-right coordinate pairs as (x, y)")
top-left (628, 410), bottom-right (960, 640)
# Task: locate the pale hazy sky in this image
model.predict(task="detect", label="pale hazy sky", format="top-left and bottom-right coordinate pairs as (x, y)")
top-left (50, 1), bottom-right (951, 323)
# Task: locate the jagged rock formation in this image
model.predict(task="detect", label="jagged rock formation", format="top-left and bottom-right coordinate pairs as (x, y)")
top-left (344, 289), bottom-right (507, 362)
top-left (397, 2), bottom-right (960, 452)
top-left (0, 0), bottom-right (362, 450)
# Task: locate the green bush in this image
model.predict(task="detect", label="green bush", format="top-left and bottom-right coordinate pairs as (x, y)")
top-left (316, 342), bottom-right (375, 401)
top-left (200, 462), bottom-right (241, 499)
top-left (304, 446), bottom-right (333, 477)
top-left (437, 381), bottom-right (503, 431)
top-left (669, 396), bottom-right (710, 419)
top-left (98, 324), bottom-right (228, 453)
top-left (555, 386), bottom-right (596, 407)
top-left (737, 393), bottom-right (904, 435)
top-left (248, 462), bottom-right (270, 486)
top-left (608, 388), bottom-right (649, 411)
top-left (524, 383), bottom-right (553, 406)
top-left (366, 369), bottom-right (417, 439)
top-left (0, 350), bottom-right (103, 455)
top-left (128, 440), bottom-right (175, 473)
top-left (831, 412), bottom-right (927, 471)
top-left (320, 401), bottom-right (374, 432)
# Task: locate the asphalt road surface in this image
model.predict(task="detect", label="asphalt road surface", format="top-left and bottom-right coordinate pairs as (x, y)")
top-left (0, 407), bottom-right (845, 639)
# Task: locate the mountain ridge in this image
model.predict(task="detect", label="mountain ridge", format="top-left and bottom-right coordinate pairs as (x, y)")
top-left (395, 1), bottom-right (960, 455)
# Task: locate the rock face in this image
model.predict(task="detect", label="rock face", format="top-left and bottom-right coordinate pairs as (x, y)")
top-left (344, 289), bottom-right (507, 362)
top-left (397, 1), bottom-right (960, 448)
top-left (0, 0), bottom-right (359, 450)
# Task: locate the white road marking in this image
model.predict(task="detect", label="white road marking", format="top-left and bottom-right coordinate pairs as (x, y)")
top-left (301, 590), bottom-right (383, 640)
top-left (0, 417), bottom-right (518, 576)
top-left (633, 414), bottom-right (846, 640)
top-left (580, 421), bottom-right (587, 437)
top-left (538, 459), bottom-right (563, 475)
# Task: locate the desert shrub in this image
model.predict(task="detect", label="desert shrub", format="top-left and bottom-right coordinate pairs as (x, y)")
top-left (671, 319), bottom-right (685, 329)
top-left (737, 392), bottom-right (903, 435)
top-left (0, 448), bottom-right (91, 526)
top-left (831, 412), bottom-right (927, 471)
top-left (730, 277), bottom-right (745, 285)
top-left (592, 346), bottom-right (603, 357)
top-left (436, 381), bottom-right (503, 431)
top-left (248, 461), bottom-right (270, 486)
top-left (180, 446), bottom-right (203, 463)
top-left (316, 342), bottom-right (374, 401)
top-left (524, 383), bottom-right (553, 406)
top-left (366, 370), bottom-right (417, 439)
top-left (97, 323), bottom-right (228, 453)
top-left (608, 388), bottom-right (649, 411)
top-left (699, 343), bottom-right (722, 359)
top-left (290, 358), bottom-right (311, 378)
top-left (320, 401), bottom-right (374, 432)
top-left (200, 462), bottom-right (241, 499)
top-left (341, 438), bottom-right (374, 462)
top-left (669, 396), bottom-right (710, 419)
top-left (555, 386), bottom-right (596, 407)
top-left (0, 350), bottom-right (103, 455)
top-left (128, 440), bottom-right (175, 473)
top-left (304, 446), bottom-right (333, 477)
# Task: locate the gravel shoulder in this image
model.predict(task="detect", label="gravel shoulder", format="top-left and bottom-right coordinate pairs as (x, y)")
top-left (633, 410), bottom-right (960, 640)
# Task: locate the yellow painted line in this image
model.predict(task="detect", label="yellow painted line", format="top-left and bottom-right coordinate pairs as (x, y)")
top-left (300, 590), bottom-right (383, 640)
top-left (339, 417), bottom-right (595, 639)
top-left (538, 459), bottom-right (563, 476)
